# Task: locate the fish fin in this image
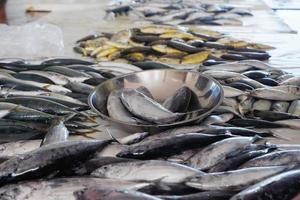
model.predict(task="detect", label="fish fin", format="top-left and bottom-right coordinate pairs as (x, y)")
top-left (105, 128), bottom-right (121, 144)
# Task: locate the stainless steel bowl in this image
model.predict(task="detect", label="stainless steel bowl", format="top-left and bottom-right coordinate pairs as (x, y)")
top-left (89, 69), bottom-right (224, 133)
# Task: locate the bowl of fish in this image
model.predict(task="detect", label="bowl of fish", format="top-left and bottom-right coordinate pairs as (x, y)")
top-left (89, 69), bottom-right (223, 132)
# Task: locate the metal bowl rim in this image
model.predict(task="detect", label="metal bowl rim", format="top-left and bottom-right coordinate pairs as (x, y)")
top-left (88, 69), bottom-right (224, 128)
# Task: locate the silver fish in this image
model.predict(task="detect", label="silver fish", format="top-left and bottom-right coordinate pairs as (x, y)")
top-left (223, 86), bottom-right (244, 98)
top-left (271, 101), bottom-right (290, 113)
top-left (288, 100), bottom-right (300, 115)
top-left (200, 113), bottom-right (234, 126)
top-left (0, 178), bottom-right (151, 200)
top-left (239, 150), bottom-right (300, 168)
top-left (74, 188), bottom-right (161, 200)
top-left (188, 137), bottom-right (257, 170)
top-left (252, 99), bottom-right (272, 111)
top-left (231, 169), bottom-right (300, 200)
top-left (280, 76), bottom-right (300, 86)
top-left (121, 89), bottom-right (182, 124)
top-left (186, 166), bottom-right (286, 191)
top-left (92, 160), bottom-right (202, 184)
top-left (202, 70), bottom-right (247, 80)
top-left (250, 88), bottom-right (300, 101)
top-left (163, 86), bottom-right (192, 112)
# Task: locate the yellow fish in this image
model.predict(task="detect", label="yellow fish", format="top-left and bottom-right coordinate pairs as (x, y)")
top-left (152, 45), bottom-right (187, 56)
top-left (181, 50), bottom-right (210, 64)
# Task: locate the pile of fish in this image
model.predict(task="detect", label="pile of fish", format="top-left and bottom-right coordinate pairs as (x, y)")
top-left (0, 58), bottom-right (145, 142)
top-left (0, 56), bottom-right (299, 199)
top-left (107, 86), bottom-right (194, 125)
top-left (106, 0), bottom-right (253, 26)
top-left (74, 25), bottom-right (273, 64)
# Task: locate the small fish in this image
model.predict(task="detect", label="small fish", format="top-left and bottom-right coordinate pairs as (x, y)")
top-left (223, 86), bottom-right (244, 97)
top-left (181, 51), bottom-right (210, 64)
top-left (0, 102), bottom-right (54, 122)
top-left (280, 76), bottom-right (300, 86)
top-left (250, 87), bottom-right (300, 101)
top-left (253, 110), bottom-right (299, 121)
top-left (157, 191), bottom-right (235, 200)
top-left (242, 70), bottom-right (269, 80)
top-left (133, 61), bottom-right (173, 70)
top-left (188, 136), bottom-right (258, 170)
top-left (119, 132), bottom-right (150, 145)
top-left (186, 166), bottom-right (286, 191)
top-left (120, 89), bottom-right (182, 124)
top-left (239, 150), bottom-right (300, 168)
top-left (258, 77), bottom-right (278, 86)
top-left (0, 140), bottom-right (110, 185)
top-left (41, 58), bottom-right (94, 66)
top-left (65, 82), bottom-right (94, 95)
top-left (200, 113), bottom-right (234, 126)
top-left (91, 160), bottom-right (202, 184)
top-left (74, 187), bottom-right (161, 200)
top-left (227, 82), bottom-right (254, 91)
top-left (231, 170), bottom-right (300, 200)
top-left (288, 100), bottom-right (300, 116)
top-left (117, 133), bottom-right (230, 159)
top-left (229, 118), bottom-right (286, 128)
top-left (0, 177), bottom-right (150, 200)
top-left (166, 40), bottom-right (203, 53)
top-left (163, 86), bottom-right (192, 112)
top-left (252, 99), bottom-right (272, 111)
top-left (107, 90), bottom-right (142, 124)
top-left (202, 70), bottom-right (247, 80)
top-left (271, 101), bottom-right (290, 113)
top-left (209, 148), bottom-right (274, 173)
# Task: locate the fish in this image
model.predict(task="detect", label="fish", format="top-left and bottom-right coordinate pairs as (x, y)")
top-left (119, 132), bottom-right (150, 145)
top-left (72, 157), bottom-right (135, 176)
top-left (120, 89), bottom-right (182, 124)
top-left (228, 118), bottom-right (286, 128)
top-left (253, 110), bottom-right (299, 121)
top-left (186, 166), bottom-right (287, 191)
top-left (166, 40), bottom-right (203, 53)
top-left (0, 102), bottom-right (54, 122)
top-left (280, 76), bottom-right (300, 86)
top-left (65, 81), bottom-right (94, 95)
top-left (252, 99), bottom-right (272, 111)
top-left (107, 90), bottom-right (143, 124)
top-left (0, 140), bottom-right (110, 185)
top-left (209, 148), bottom-right (275, 173)
top-left (95, 144), bottom-right (128, 158)
top-left (132, 61), bottom-right (173, 70)
top-left (223, 86), bottom-right (244, 97)
top-left (188, 137), bottom-right (258, 170)
top-left (0, 97), bottom-right (81, 115)
top-left (238, 150), bottom-right (300, 168)
top-left (227, 82), bottom-right (254, 91)
top-left (271, 101), bottom-right (290, 113)
top-left (157, 191), bottom-right (235, 200)
top-left (202, 70), bottom-right (247, 80)
top-left (200, 113), bottom-right (234, 125)
top-left (20, 70), bottom-right (70, 85)
top-left (40, 117), bottom-right (70, 146)
top-left (0, 178), bottom-right (151, 200)
top-left (91, 160), bottom-right (202, 184)
top-left (275, 119), bottom-right (300, 129)
top-left (226, 77), bottom-right (267, 89)
top-left (162, 86), bottom-right (192, 112)
top-left (242, 71), bottom-right (269, 80)
top-left (117, 133), bottom-right (230, 159)
top-left (250, 87), bottom-right (300, 101)
top-left (230, 170), bottom-right (300, 200)
top-left (0, 140), bottom-right (41, 157)
top-left (258, 78), bottom-right (278, 86)
top-left (74, 187), bottom-right (161, 200)
top-left (181, 51), bottom-right (210, 64)
top-left (288, 100), bottom-right (300, 115)
top-left (41, 58), bottom-right (94, 66)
